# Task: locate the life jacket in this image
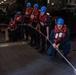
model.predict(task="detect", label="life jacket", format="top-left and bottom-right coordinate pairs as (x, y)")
top-left (15, 14), bottom-right (23, 23)
top-left (39, 13), bottom-right (50, 26)
top-left (30, 9), bottom-right (40, 23)
top-left (9, 21), bottom-right (16, 29)
top-left (54, 25), bottom-right (67, 44)
top-left (25, 7), bottom-right (33, 18)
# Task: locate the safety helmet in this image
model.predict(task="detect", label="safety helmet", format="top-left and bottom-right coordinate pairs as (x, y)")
top-left (26, 2), bottom-right (31, 7)
top-left (33, 4), bottom-right (39, 8)
top-left (56, 18), bottom-right (64, 25)
top-left (40, 6), bottom-right (47, 12)
top-left (16, 11), bottom-right (22, 15)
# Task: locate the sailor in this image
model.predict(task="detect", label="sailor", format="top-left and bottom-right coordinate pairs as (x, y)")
top-left (47, 18), bottom-right (71, 57)
top-left (38, 6), bottom-right (51, 53)
top-left (8, 18), bottom-right (16, 41)
top-left (24, 2), bottom-right (33, 41)
top-left (29, 3), bottom-right (40, 49)
top-left (14, 11), bottom-right (24, 40)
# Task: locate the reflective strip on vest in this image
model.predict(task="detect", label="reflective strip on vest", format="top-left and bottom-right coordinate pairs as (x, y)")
top-left (30, 15), bottom-right (34, 19)
top-left (55, 32), bottom-right (63, 39)
top-left (40, 21), bottom-right (45, 26)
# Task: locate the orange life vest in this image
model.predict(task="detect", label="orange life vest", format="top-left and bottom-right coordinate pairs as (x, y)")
top-left (30, 9), bottom-right (40, 23)
top-left (54, 25), bottom-right (67, 44)
top-left (39, 13), bottom-right (49, 26)
top-left (25, 7), bottom-right (33, 18)
top-left (15, 14), bottom-right (23, 23)
top-left (9, 21), bottom-right (16, 29)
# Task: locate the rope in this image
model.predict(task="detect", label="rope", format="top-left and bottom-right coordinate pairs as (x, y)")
top-left (6, 23), bottom-right (76, 74)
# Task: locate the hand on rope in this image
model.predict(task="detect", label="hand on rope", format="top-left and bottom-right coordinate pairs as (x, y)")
top-left (56, 44), bottom-right (60, 50)
top-left (53, 43), bottom-right (56, 48)
top-left (28, 23), bottom-right (32, 27)
top-left (38, 30), bottom-right (42, 34)
top-left (46, 35), bottom-right (49, 40)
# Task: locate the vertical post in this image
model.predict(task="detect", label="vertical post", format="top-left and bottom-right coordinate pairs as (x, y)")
top-left (47, 0), bottom-right (50, 4)
top-left (5, 28), bottom-right (9, 41)
top-left (68, 0), bottom-right (70, 3)
top-left (68, 0), bottom-right (71, 3)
